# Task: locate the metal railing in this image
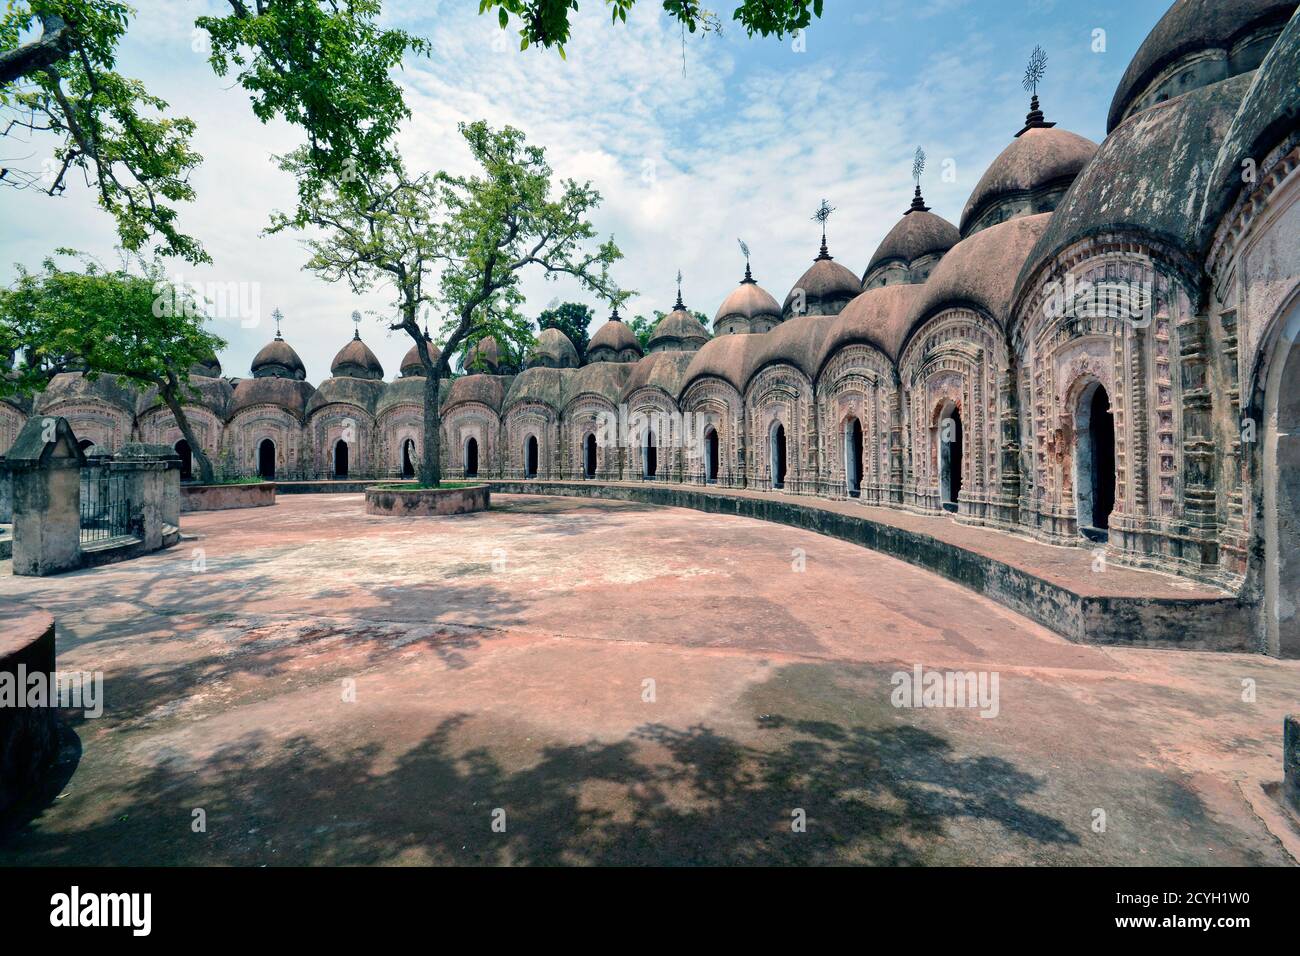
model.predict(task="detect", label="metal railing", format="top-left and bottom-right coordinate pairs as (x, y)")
top-left (79, 463), bottom-right (137, 544)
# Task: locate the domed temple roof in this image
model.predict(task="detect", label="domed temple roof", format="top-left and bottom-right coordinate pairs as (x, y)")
top-left (229, 376), bottom-right (316, 419)
top-left (563, 361), bottom-right (632, 408)
top-left (782, 244), bottom-right (862, 320)
top-left (463, 335), bottom-right (501, 374)
top-left (648, 303), bottom-right (711, 352)
top-left (306, 376), bottom-right (385, 417)
top-left (588, 309), bottom-right (643, 361)
top-left (139, 376), bottom-right (234, 418)
top-left (820, 284), bottom-right (925, 366)
top-left (330, 333), bottom-right (384, 380)
top-left (680, 333), bottom-right (752, 396)
top-left (34, 372), bottom-right (145, 416)
top-left (504, 366), bottom-right (567, 411)
top-left (863, 197), bottom-right (961, 287)
top-left (1016, 74), bottom-right (1251, 304)
top-left (714, 266), bottom-right (783, 332)
top-left (905, 212), bottom-right (1053, 349)
top-left (1108, 0), bottom-right (1296, 133)
top-left (251, 336), bottom-right (306, 380)
top-left (376, 375), bottom-right (451, 418)
top-left (1197, 9), bottom-right (1300, 252)
top-left (446, 374), bottom-right (509, 413)
top-left (622, 350), bottom-right (696, 400)
top-left (960, 125), bottom-right (1097, 237)
top-left (190, 353), bottom-right (222, 378)
top-left (527, 327), bottom-right (580, 369)
top-left (400, 337), bottom-right (442, 377)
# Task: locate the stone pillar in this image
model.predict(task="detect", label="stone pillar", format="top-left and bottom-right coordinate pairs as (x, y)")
top-left (8, 416), bottom-right (84, 577)
top-left (1286, 715), bottom-right (1300, 815)
top-left (114, 444), bottom-right (181, 550)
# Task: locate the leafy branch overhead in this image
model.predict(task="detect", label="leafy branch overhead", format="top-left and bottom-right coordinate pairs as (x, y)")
top-left (1, 1), bottom-right (207, 263)
top-left (479, 0), bottom-right (824, 55)
top-left (197, 0), bottom-right (430, 208)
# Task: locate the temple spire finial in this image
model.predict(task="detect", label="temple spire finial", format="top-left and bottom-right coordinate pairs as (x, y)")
top-left (738, 238), bottom-right (755, 283)
top-left (674, 270), bottom-right (685, 311)
top-left (812, 199), bottom-right (835, 260)
top-left (272, 308), bottom-right (284, 340)
top-left (907, 146), bottom-right (930, 214)
top-left (1017, 46), bottom-right (1056, 136)
top-left (351, 309), bottom-right (362, 340)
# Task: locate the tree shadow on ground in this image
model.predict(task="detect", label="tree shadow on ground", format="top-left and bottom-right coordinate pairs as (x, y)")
top-left (0, 713), bottom-right (1079, 866)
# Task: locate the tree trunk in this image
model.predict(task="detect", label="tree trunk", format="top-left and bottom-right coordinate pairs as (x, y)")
top-left (161, 379), bottom-right (215, 485)
top-left (421, 367), bottom-right (442, 486)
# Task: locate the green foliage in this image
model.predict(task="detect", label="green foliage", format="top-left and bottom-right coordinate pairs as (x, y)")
top-left (479, 0), bottom-right (823, 55)
top-left (0, 250), bottom-right (225, 399)
top-left (433, 120), bottom-right (622, 354)
top-left (1, 1), bottom-right (207, 262)
top-left (537, 301), bottom-right (593, 360)
top-left (196, 0), bottom-right (429, 211)
top-left (627, 312), bottom-right (657, 350)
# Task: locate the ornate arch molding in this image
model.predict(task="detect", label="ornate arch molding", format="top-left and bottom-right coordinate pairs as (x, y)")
top-left (1205, 139), bottom-right (1300, 300)
top-left (561, 392), bottom-right (618, 480)
top-left (307, 403), bottom-right (377, 477)
top-left (899, 307), bottom-right (1005, 519)
top-left (623, 386), bottom-right (683, 482)
top-left (503, 401), bottom-right (558, 479)
top-left (443, 402), bottom-right (501, 478)
top-left (815, 342), bottom-right (897, 502)
top-left (745, 362), bottom-right (815, 494)
top-left (679, 376), bottom-right (744, 487)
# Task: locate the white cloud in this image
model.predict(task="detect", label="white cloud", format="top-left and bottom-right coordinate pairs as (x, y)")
top-left (0, 0), bottom-right (1142, 381)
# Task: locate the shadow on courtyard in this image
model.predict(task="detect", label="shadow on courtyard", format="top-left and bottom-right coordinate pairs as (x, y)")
top-left (0, 713), bottom-right (1082, 866)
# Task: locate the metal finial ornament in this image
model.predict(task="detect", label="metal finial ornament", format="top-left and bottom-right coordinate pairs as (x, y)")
top-left (738, 239), bottom-right (754, 283)
top-left (908, 147), bottom-right (931, 214)
top-left (812, 199), bottom-right (836, 259)
top-left (1017, 46), bottom-right (1055, 136)
top-left (272, 308), bottom-right (283, 340)
top-left (351, 309), bottom-right (362, 340)
top-left (1023, 45), bottom-right (1047, 96)
top-left (674, 270), bottom-right (685, 311)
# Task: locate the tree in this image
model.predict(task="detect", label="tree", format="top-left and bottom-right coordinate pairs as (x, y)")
top-left (480, 0), bottom-right (825, 55)
top-left (0, 251), bottom-right (227, 482)
top-left (196, 0), bottom-right (429, 212)
top-left (628, 313), bottom-right (657, 350)
top-left (277, 120), bottom-right (621, 486)
top-left (537, 301), bottom-right (593, 361)
top-left (1, 1), bottom-right (207, 262)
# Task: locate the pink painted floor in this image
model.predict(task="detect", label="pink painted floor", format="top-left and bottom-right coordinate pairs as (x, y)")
top-left (0, 494), bottom-right (1295, 865)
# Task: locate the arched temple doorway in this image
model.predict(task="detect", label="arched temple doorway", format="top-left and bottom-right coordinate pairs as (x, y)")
top-left (1075, 382), bottom-right (1115, 541)
top-left (525, 435), bottom-right (538, 478)
top-left (770, 422), bottom-right (787, 490)
top-left (1262, 296), bottom-right (1300, 659)
top-left (402, 439), bottom-right (416, 478)
top-left (174, 438), bottom-right (193, 482)
top-left (845, 417), bottom-right (863, 497)
top-left (643, 430), bottom-right (658, 479)
top-left (584, 433), bottom-right (597, 478)
top-left (939, 405), bottom-right (962, 512)
top-left (258, 438), bottom-right (276, 480)
top-left (333, 439), bottom-right (350, 479)
top-left (705, 427), bottom-right (719, 483)
top-left (464, 437), bottom-right (480, 478)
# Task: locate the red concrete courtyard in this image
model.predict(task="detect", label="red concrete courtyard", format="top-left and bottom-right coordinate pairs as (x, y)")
top-left (0, 494), bottom-right (1296, 865)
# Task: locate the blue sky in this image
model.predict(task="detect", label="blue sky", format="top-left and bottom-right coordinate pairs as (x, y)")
top-left (0, 0), bottom-right (1174, 379)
